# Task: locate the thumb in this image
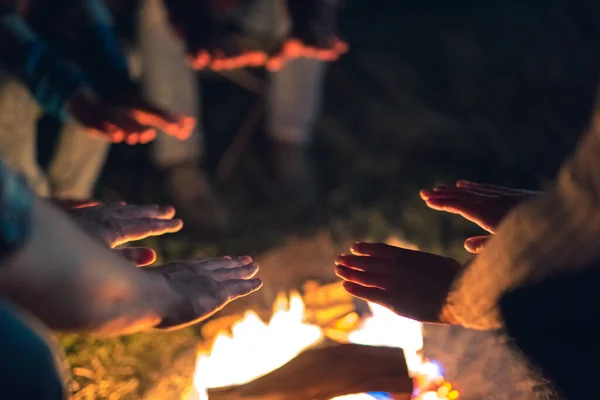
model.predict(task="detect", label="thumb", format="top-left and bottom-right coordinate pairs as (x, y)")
top-left (115, 247), bottom-right (157, 266)
top-left (464, 236), bottom-right (492, 254)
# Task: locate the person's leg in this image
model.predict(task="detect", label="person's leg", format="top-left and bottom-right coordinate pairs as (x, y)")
top-left (267, 57), bottom-right (327, 205)
top-left (46, 120), bottom-right (110, 199)
top-left (138, 0), bottom-right (228, 231)
top-left (0, 74), bottom-right (51, 197)
top-left (0, 302), bottom-right (66, 400)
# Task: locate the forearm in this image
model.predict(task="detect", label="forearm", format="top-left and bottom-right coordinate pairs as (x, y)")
top-left (441, 122), bottom-right (600, 330)
top-left (0, 7), bottom-right (86, 119)
top-left (0, 197), bottom-right (171, 336)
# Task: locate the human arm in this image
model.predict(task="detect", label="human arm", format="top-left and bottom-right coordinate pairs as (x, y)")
top-left (0, 197), bottom-right (262, 335)
top-left (0, 160), bottom-right (261, 335)
top-left (442, 120), bottom-right (600, 330)
top-left (337, 122), bottom-right (600, 330)
top-left (420, 181), bottom-right (540, 253)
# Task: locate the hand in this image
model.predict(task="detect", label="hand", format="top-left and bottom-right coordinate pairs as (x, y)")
top-left (144, 256), bottom-right (262, 330)
top-left (0, 199), bottom-right (170, 334)
top-left (335, 242), bottom-right (461, 323)
top-left (0, 199), bottom-right (261, 335)
top-left (420, 180), bottom-right (540, 253)
top-left (269, 0), bottom-right (347, 71)
top-left (66, 202), bottom-right (183, 266)
top-left (67, 88), bottom-right (196, 144)
top-left (187, 47), bottom-right (268, 71)
top-left (67, 88), bottom-right (156, 144)
top-left (115, 91), bottom-right (196, 141)
top-left (265, 38), bottom-right (348, 71)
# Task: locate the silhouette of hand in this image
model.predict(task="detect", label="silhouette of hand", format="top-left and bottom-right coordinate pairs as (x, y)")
top-left (420, 180), bottom-right (540, 253)
top-left (146, 256), bottom-right (263, 330)
top-left (335, 242), bottom-right (461, 323)
top-left (67, 203), bottom-right (183, 266)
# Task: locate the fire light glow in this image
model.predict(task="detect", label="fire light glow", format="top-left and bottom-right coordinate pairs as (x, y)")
top-left (190, 291), bottom-right (458, 400)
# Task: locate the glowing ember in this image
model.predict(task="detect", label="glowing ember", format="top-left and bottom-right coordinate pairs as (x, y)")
top-left (190, 289), bottom-right (459, 400)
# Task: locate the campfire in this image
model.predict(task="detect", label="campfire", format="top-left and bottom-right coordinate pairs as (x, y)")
top-left (184, 281), bottom-right (459, 400)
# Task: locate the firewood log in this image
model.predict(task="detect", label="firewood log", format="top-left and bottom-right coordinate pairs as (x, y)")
top-left (206, 343), bottom-right (413, 400)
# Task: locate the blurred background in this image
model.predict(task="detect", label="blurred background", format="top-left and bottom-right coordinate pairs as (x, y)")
top-left (36, 0), bottom-right (600, 398)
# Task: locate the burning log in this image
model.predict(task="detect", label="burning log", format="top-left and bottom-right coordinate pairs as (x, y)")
top-left (206, 343), bottom-right (413, 400)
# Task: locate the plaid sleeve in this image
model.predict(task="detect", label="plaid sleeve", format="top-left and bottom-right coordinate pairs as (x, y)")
top-left (441, 115), bottom-right (600, 330)
top-left (0, 159), bottom-right (33, 260)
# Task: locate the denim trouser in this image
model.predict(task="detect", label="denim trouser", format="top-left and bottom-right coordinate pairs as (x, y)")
top-left (137, 0), bottom-right (328, 168)
top-left (0, 302), bottom-right (66, 399)
top-left (0, 73), bottom-right (110, 199)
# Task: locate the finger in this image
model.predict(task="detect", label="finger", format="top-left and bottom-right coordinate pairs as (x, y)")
top-left (110, 218), bottom-right (183, 247)
top-left (246, 51), bottom-right (267, 67)
top-left (104, 204), bottom-right (176, 220)
top-left (210, 262), bottom-right (259, 281)
top-left (456, 180), bottom-right (536, 195)
top-left (188, 50), bottom-right (211, 70)
top-left (53, 199), bottom-right (103, 209)
top-left (333, 38), bottom-right (349, 54)
top-left (423, 196), bottom-right (481, 215)
top-left (464, 236), bottom-right (491, 254)
top-left (266, 55), bottom-right (286, 71)
top-left (350, 242), bottom-right (410, 261)
top-left (342, 281), bottom-right (387, 304)
top-left (348, 244), bottom-right (454, 270)
top-left (139, 128), bottom-right (157, 144)
top-left (336, 254), bottom-right (394, 274)
top-left (129, 108), bottom-right (187, 139)
top-left (116, 247), bottom-right (157, 266)
top-left (124, 133), bottom-right (140, 145)
top-left (423, 197), bottom-right (488, 224)
top-left (192, 256), bottom-right (253, 271)
top-left (217, 278), bottom-right (263, 302)
top-left (420, 188), bottom-right (495, 200)
top-left (109, 111), bottom-right (155, 142)
top-left (282, 39), bottom-right (304, 59)
top-left (335, 265), bottom-right (387, 289)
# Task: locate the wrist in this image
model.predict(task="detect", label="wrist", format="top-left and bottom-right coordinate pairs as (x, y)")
top-left (141, 270), bottom-right (178, 329)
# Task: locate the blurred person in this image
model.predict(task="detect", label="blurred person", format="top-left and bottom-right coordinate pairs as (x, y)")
top-left (0, 157), bottom-right (262, 398)
top-left (136, 0), bottom-right (337, 231)
top-left (334, 114), bottom-right (600, 397)
top-left (0, 0), bottom-right (195, 199)
top-left (164, 0), bottom-right (347, 71)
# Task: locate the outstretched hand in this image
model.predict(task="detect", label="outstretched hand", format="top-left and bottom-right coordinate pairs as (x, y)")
top-left (265, 38), bottom-right (348, 71)
top-left (145, 256), bottom-right (262, 330)
top-left (335, 242), bottom-right (461, 323)
top-left (67, 88), bottom-right (195, 145)
top-left (420, 180), bottom-right (540, 253)
top-left (65, 202), bottom-right (183, 266)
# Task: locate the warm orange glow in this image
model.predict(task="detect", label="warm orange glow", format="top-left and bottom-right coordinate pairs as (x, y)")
top-left (189, 289), bottom-right (459, 400)
top-left (191, 292), bottom-right (322, 399)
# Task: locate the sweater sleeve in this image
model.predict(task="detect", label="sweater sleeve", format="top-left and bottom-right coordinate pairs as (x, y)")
top-left (441, 113), bottom-right (600, 330)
